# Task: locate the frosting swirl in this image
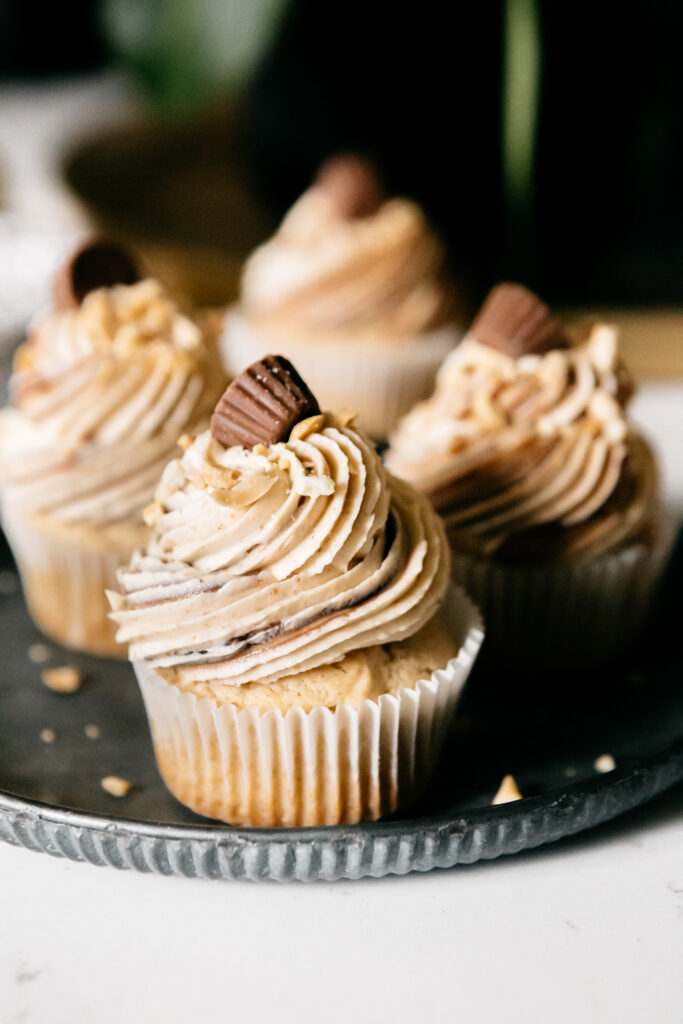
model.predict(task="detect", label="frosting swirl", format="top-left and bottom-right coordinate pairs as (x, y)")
top-left (241, 189), bottom-right (455, 340)
top-left (0, 279), bottom-right (225, 527)
top-left (111, 415), bottom-right (450, 685)
top-left (386, 324), bottom-right (657, 561)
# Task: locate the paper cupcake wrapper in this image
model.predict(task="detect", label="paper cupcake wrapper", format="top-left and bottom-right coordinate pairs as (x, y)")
top-left (1, 504), bottom-right (135, 657)
top-left (133, 586), bottom-right (484, 828)
top-left (220, 309), bottom-right (460, 441)
top-left (450, 511), bottom-right (677, 671)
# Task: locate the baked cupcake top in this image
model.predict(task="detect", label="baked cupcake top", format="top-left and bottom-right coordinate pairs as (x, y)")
top-left (0, 240), bottom-right (225, 529)
top-left (386, 283), bottom-right (657, 562)
top-left (110, 355), bottom-right (450, 685)
top-left (239, 156), bottom-right (455, 342)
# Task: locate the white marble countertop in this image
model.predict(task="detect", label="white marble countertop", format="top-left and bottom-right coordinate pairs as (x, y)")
top-left (1, 786), bottom-right (681, 1024)
top-left (0, 76), bottom-right (681, 1024)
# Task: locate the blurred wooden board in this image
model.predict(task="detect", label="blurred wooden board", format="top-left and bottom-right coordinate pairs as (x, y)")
top-left (62, 104), bottom-right (276, 306)
top-left (564, 310), bottom-right (683, 381)
top-left (63, 113), bottom-right (682, 381)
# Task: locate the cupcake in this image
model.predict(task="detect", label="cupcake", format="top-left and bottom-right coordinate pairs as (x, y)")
top-left (386, 283), bottom-right (674, 670)
top-left (220, 155), bottom-right (461, 440)
top-left (0, 239), bottom-right (226, 656)
top-left (110, 355), bottom-right (483, 827)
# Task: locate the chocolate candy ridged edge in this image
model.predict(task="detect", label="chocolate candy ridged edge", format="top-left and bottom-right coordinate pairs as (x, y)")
top-left (471, 282), bottom-right (570, 358)
top-left (211, 355), bottom-right (320, 449)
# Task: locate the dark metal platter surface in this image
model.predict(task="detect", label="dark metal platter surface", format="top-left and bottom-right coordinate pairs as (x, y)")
top-left (1, 532), bottom-right (681, 882)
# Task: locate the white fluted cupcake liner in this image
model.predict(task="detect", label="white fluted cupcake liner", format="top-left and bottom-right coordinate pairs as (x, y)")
top-left (450, 511), bottom-right (677, 671)
top-left (220, 309), bottom-right (460, 441)
top-left (133, 586), bottom-right (484, 828)
top-left (1, 503), bottom-right (137, 657)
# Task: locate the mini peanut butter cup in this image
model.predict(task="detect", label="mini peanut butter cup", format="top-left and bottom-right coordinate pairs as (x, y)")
top-left (211, 355), bottom-right (320, 449)
top-left (53, 238), bottom-right (140, 310)
top-left (471, 282), bottom-right (570, 358)
top-left (315, 154), bottom-right (384, 220)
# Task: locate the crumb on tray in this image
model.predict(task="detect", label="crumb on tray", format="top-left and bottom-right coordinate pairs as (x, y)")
top-left (594, 754), bottom-right (616, 774)
top-left (40, 728), bottom-right (57, 745)
top-left (84, 723), bottom-right (101, 740)
top-left (28, 643), bottom-right (52, 664)
top-left (41, 666), bottom-right (82, 693)
top-left (493, 774), bottom-right (523, 806)
top-left (100, 776), bottom-right (133, 798)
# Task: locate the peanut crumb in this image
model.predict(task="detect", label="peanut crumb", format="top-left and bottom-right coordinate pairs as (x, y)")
top-left (40, 728), bottom-right (57, 745)
top-left (100, 776), bottom-right (133, 798)
top-left (290, 413), bottom-right (326, 442)
top-left (106, 589), bottom-right (125, 612)
top-left (178, 433), bottom-right (195, 451)
top-left (41, 665), bottom-right (82, 694)
top-left (336, 408), bottom-right (357, 427)
top-left (84, 724), bottom-right (101, 740)
top-left (28, 643), bottom-right (51, 664)
top-left (143, 501), bottom-right (164, 526)
top-left (493, 774), bottom-right (523, 805)
top-left (594, 754), bottom-right (616, 774)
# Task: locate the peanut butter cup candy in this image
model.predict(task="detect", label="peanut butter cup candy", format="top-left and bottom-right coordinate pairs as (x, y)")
top-left (219, 155), bottom-right (463, 441)
top-left (0, 239), bottom-right (227, 656)
top-left (386, 283), bottom-right (674, 670)
top-left (110, 357), bottom-right (483, 827)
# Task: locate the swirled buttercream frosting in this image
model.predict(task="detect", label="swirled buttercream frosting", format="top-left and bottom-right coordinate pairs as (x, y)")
top-left (240, 186), bottom-right (455, 341)
top-left (0, 279), bottom-right (225, 527)
top-left (110, 412), bottom-right (450, 686)
top-left (387, 314), bottom-right (658, 562)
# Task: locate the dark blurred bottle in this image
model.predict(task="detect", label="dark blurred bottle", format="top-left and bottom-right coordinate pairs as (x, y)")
top-left (245, 0), bottom-right (683, 306)
top-left (0, 0), bottom-right (107, 77)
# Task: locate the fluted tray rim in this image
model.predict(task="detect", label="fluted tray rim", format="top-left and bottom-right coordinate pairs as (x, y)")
top-left (2, 733), bottom-right (681, 847)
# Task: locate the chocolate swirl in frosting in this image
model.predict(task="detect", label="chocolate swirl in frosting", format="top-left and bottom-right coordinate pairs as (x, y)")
top-left (240, 184), bottom-right (455, 341)
top-left (0, 279), bottom-right (225, 527)
top-left (386, 322), bottom-right (658, 562)
top-left (110, 414), bottom-right (450, 686)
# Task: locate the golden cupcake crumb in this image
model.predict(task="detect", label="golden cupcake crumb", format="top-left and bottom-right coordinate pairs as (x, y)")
top-left (40, 728), bottom-right (57, 744)
top-left (594, 754), bottom-right (616, 773)
top-left (41, 665), bottom-right (82, 693)
top-left (100, 776), bottom-right (133, 798)
top-left (493, 774), bottom-right (522, 805)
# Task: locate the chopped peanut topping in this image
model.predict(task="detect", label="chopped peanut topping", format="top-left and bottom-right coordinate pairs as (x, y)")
top-left (290, 413), bottom-right (326, 442)
top-left (143, 501), bottom-right (164, 526)
top-left (335, 408), bottom-right (357, 427)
